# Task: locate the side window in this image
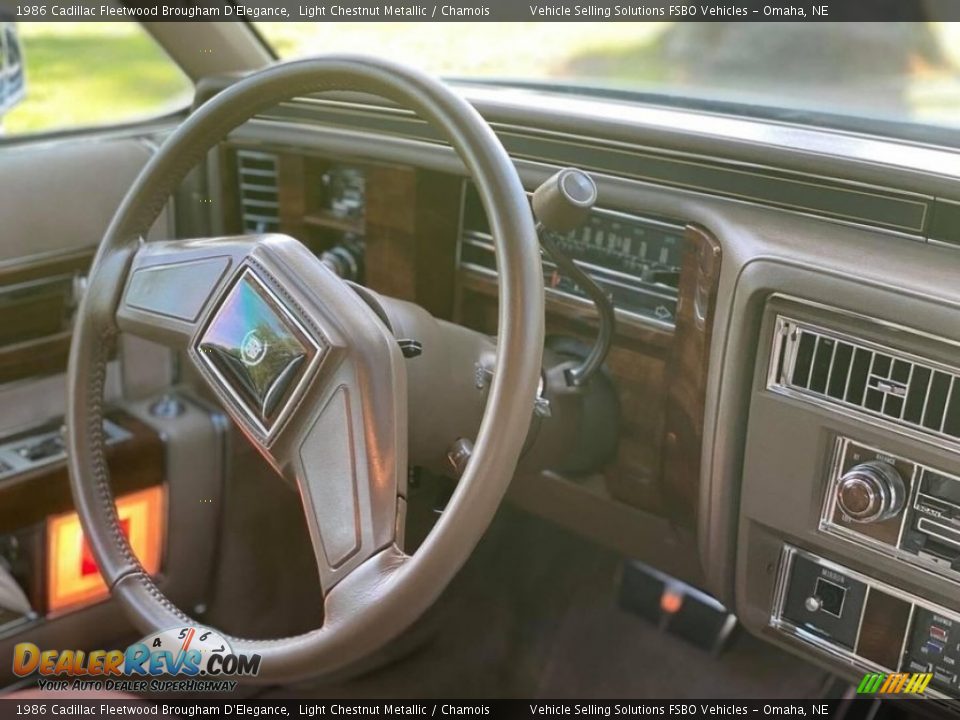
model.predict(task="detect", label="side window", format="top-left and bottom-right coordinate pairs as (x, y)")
top-left (0, 22), bottom-right (192, 137)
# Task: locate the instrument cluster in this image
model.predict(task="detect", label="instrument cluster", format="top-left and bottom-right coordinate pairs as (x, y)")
top-left (458, 183), bottom-right (686, 328)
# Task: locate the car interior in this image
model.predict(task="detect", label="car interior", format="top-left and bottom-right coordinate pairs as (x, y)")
top-left (1, 14), bottom-right (960, 704)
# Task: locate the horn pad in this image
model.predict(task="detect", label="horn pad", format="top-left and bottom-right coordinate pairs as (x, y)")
top-left (198, 269), bottom-right (322, 431)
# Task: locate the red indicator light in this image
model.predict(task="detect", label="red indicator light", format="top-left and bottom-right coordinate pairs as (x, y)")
top-left (47, 486), bottom-right (165, 614)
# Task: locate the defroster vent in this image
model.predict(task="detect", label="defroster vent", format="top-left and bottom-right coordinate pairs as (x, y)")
top-left (770, 317), bottom-right (960, 444)
top-left (236, 150), bottom-right (280, 233)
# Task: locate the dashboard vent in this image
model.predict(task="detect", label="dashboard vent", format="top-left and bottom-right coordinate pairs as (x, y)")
top-left (770, 317), bottom-right (960, 444)
top-left (236, 150), bottom-right (280, 233)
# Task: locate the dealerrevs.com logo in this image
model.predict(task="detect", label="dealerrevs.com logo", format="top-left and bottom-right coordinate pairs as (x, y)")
top-left (12, 626), bottom-right (261, 693)
top-left (857, 671), bottom-right (932, 695)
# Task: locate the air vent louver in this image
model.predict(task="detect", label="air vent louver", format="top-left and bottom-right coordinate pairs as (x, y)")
top-left (771, 318), bottom-right (960, 443)
top-left (236, 150), bottom-right (279, 233)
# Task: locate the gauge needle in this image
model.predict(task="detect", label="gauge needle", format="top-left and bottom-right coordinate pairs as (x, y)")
top-left (180, 627), bottom-right (195, 654)
top-left (174, 627), bottom-right (196, 672)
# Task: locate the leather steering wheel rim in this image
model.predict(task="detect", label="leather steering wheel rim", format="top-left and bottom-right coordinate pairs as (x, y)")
top-left (66, 56), bottom-right (544, 683)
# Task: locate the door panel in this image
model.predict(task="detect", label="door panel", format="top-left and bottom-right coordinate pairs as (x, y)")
top-left (0, 135), bottom-right (161, 262)
top-left (0, 124), bottom-right (229, 662)
top-left (0, 132), bottom-right (175, 403)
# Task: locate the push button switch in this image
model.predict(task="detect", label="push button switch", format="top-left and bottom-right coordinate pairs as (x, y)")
top-left (813, 577), bottom-right (846, 617)
top-left (904, 609), bottom-right (960, 694)
top-left (782, 555), bottom-right (867, 650)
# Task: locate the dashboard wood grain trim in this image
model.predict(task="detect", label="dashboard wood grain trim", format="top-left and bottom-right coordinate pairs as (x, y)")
top-left (455, 224), bottom-right (721, 524)
top-left (662, 225), bottom-right (722, 526)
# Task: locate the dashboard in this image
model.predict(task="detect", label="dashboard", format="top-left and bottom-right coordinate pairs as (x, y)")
top-left (203, 82), bottom-right (960, 696)
top-left (742, 295), bottom-right (960, 699)
top-left (218, 135), bottom-right (718, 545)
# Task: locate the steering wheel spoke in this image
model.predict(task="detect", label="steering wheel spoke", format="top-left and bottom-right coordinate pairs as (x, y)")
top-left (116, 237), bottom-right (256, 347)
top-left (286, 377), bottom-right (406, 593)
top-left (251, 253), bottom-right (409, 592)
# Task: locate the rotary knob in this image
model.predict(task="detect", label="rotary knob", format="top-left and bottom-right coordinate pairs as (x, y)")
top-left (836, 461), bottom-right (906, 523)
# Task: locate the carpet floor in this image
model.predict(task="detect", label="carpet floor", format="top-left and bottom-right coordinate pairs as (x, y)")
top-left (264, 506), bottom-right (831, 699)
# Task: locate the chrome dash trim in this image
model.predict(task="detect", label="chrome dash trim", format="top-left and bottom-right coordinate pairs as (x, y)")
top-left (820, 437), bottom-right (911, 561)
top-left (818, 434), bottom-right (960, 587)
top-left (768, 314), bottom-right (960, 453)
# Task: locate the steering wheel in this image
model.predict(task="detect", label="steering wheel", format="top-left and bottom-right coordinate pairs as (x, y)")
top-left (65, 56), bottom-right (544, 683)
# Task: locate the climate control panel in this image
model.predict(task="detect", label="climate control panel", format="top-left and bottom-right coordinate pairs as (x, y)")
top-left (773, 547), bottom-right (960, 697)
top-left (822, 436), bottom-right (960, 584)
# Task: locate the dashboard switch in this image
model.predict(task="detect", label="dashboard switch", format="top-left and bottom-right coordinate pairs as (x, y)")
top-left (813, 578), bottom-right (846, 617)
top-left (17, 435), bottom-right (65, 462)
top-left (782, 554), bottom-right (867, 650)
top-left (923, 640), bottom-right (946, 656)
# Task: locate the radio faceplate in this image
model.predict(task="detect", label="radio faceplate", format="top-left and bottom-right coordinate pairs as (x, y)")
top-left (822, 436), bottom-right (960, 585)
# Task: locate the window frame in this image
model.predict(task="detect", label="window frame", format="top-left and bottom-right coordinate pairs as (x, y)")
top-left (0, 20), bottom-right (195, 142)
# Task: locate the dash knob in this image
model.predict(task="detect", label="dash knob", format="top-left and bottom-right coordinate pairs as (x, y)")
top-left (836, 461), bottom-right (906, 523)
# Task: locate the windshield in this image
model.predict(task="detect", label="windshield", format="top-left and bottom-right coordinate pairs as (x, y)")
top-left (256, 22), bottom-right (960, 137)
